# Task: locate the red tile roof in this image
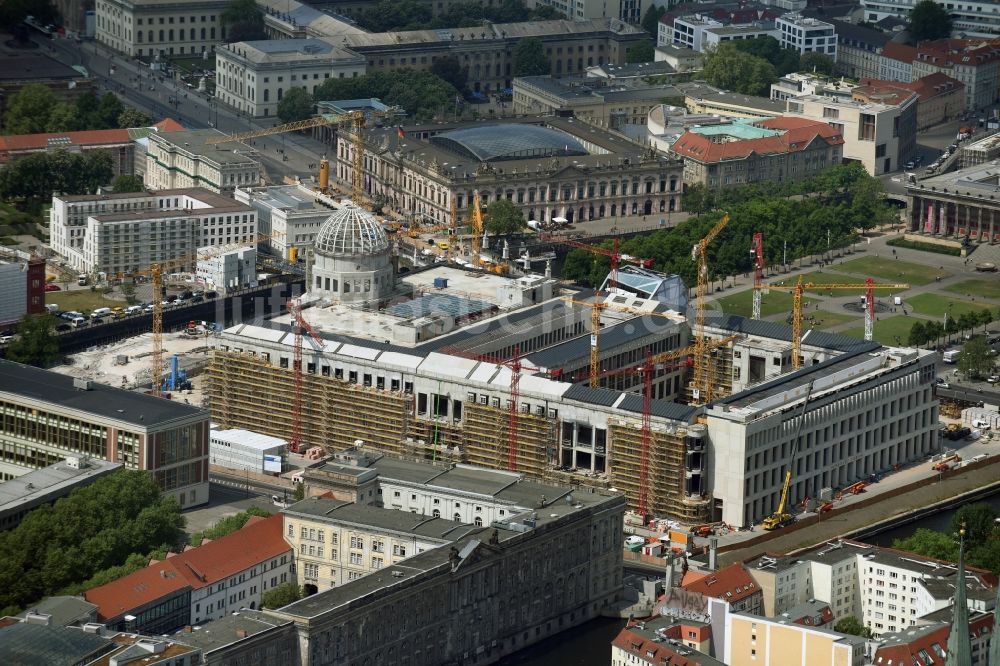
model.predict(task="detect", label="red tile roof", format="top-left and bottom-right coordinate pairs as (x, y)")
top-left (612, 625), bottom-right (713, 666)
top-left (872, 614), bottom-right (992, 666)
top-left (0, 128), bottom-right (132, 155)
top-left (853, 81), bottom-right (917, 106)
top-left (84, 514), bottom-right (289, 622)
top-left (882, 41), bottom-right (917, 65)
top-left (682, 563), bottom-right (759, 604)
top-left (670, 117), bottom-right (843, 163)
top-left (916, 38), bottom-right (1000, 66)
top-left (859, 73), bottom-right (963, 103)
top-left (153, 118), bottom-right (185, 133)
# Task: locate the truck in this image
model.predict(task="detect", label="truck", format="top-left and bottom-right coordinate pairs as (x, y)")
top-left (943, 350), bottom-right (960, 364)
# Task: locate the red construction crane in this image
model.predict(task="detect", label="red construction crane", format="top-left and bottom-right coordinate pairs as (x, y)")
top-left (751, 232), bottom-right (765, 320)
top-left (548, 237), bottom-right (653, 290)
top-left (289, 299), bottom-right (326, 454)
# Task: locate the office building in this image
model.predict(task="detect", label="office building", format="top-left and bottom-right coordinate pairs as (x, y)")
top-left (0, 456), bottom-right (121, 530)
top-left (860, 0), bottom-right (1000, 40)
top-left (235, 184), bottom-right (340, 262)
top-left (785, 90), bottom-right (917, 174)
top-left (84, 514), bottom-right (293, 634)
top-left (671, 13), bottom-right (781, 53)
top-left (0, 359), bottom-right (210, 508)
top-left (49, 188), bottom-right (257, 276)
top-left (959, 133), bottom-right (1000, 168)
top-left (266, 478), bottom-right (625, 666)
top-left (654, 43), bottom-right (703, 72)
top-left (209, 428), bottom-right (285, 474)
top-left (906, 163), bottom-right (1000, 242)
top-left (770, 72), bottom-right (857, 102)
top-left (169, 610), bottom-right (297, 666)
top-left (145, 128), bottom-right (261, 195)
top-left (512, 76), bottom-right (683, 129)
top-left (196, 245), bottom-right (256, 293)
top-left (0, 254), bottom-right (44, 331)
top-left (670, 116), bottom-right (844, 189)
top-left (340, 116), bottom-right (684, 227)
top-left (911, 39), bottom-right (1000, 112)
top-left (776, 14), bottom-right (837, 58)
top-left (95, 0), bottom-right (230, 58)
top-left (214, 39), bottom-right (365, 119)
top-left (724, 611), bottom-right (866, 666)
top-left (685, 88), bottom-right (787, 119)
top-left (858, 73), bottom-right (964, 130)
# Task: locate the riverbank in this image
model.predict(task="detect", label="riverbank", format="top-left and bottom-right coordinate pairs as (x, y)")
top-left (719, 458), bottom-right (1000, 565)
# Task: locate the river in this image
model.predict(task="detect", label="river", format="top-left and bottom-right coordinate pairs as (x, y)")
top-left (864, 488), bottom-right (1000, 546)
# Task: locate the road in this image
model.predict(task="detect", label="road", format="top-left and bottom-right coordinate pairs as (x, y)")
top-left (39, 36), bottom-right (329, 185)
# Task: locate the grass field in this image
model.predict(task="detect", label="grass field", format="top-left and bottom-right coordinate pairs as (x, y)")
top-left (45, 290), bottom-right (122, 314)
top-left (836, 256), bottom-right (950, 286)
top-left (905, 293), bottom-right (990, 319)
top-left (715, 289), bottom-right (796, 318)
top-left (800, 309), bottom-right (860, 329)
top-left (841, 315), bottom-right (920, 346)
top-left (944, 279), bottom-right (1000, 301)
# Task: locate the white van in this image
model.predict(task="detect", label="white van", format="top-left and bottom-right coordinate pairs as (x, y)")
top-left (125, 305), bottom-right (143, 315)
top-left (91, 307), bottom-right (112, 318)
top-left (70, 316), bottom-right (87, 328)
top-left (972, 419), bottom-right (992, 430)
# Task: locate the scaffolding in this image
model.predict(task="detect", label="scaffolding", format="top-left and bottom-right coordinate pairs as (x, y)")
top-left (608, 421), bottom-right (711, 522)
top-left (463, 403), bottom-right (556, 478)
top-left (684, 346), bottom-right (734, 404)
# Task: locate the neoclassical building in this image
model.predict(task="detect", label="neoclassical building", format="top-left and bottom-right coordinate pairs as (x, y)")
top-left (337, 116), bottom-right (684, 226)
top-left (906, 163), bottom-right (1000, 242)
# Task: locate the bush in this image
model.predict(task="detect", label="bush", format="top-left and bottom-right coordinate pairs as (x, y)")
top-left (188, 506), bottom-right (271, 547)
top-left (886, 237), bottom-right (962, 256)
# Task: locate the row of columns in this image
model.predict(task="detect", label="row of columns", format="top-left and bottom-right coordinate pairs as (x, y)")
top-left (909, 195), bottom-right (999, 242)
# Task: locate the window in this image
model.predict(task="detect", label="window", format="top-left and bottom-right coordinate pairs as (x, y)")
top-left (393, 544), bottom-right (407, 557)
top-left (858, 113), bottom-right (876, 141)
top-left (822, 107), bottom-right (839, 119)
top-left (350, 536), bottom-right (364, 549)
top-left (372, 557), bottom-right (384, 569)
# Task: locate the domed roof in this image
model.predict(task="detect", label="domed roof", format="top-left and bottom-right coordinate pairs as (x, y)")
top-left (314, 206), bottom-right (389, 257)
top-left (430, 124), bottom-right (588, 162)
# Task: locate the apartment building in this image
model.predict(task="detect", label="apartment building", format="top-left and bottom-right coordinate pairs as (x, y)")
top-left (860, 0), bottom-right (1000, 40)
top-left (912, 39), bottom-right (1000, 112)
top-left (95, 0), bottom-right (230, 58)
top-left (770, 72), bottom-right (855, 102)
top-left (0, 359), bottom-right (210, 508)
top-left (49, 188), bottom-right (257, 276)
top-left (214, 40), bottom-right (365, 119)
top-left (829, 19), bottom-right (889, 81)
top-left (0, 254), bottom-right (44, 330)
top-left (776, 14), bottom-right (837, 58)
top-left (85, 514), bottom-right (293, 633)
top-left (747, 539), bottom-right (996, 638)
top-left (670, 11), bottom-right (780, 53)
top-left (880, 41), bottom-right (917, 82)
top-left (785, 90), bottom-right (917, 174)
top-left (670, 116), bottom-right (844, 189)
top-left (724, 611), bottom-right (866, 666)
top-left (145, 129), bottom-right (261, 195)
top-left (611, 616), bottom-right (724, 666)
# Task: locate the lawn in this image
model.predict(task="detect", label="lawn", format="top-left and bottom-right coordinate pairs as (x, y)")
top-left (799, 309), bottom-right (860, 329)
top-left (835, 256), bottom-right (950, 286)
top-left (45, 290), bottom-right (123, 314)
top-left (715, 288), bottom-right (795, 318)
top-left (766, 270), bottom-right (902, 295)
top-left (841, 315), bottom-right (921, 347)
top-left (905, 293), bottom-right (991, 319)
top-left (944, 279), bottom-right (1000, 301)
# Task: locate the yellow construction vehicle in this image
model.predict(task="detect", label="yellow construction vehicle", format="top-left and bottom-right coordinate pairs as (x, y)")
top-left (762, 381), bottom-right (814, 530)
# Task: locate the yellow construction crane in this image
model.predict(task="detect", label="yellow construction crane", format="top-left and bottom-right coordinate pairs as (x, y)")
top-left (762, 276), bottom-right (909, 369)
top-left (471, 192), bottom-right (484, 268)
top-left (763, 381), bottom-right (814, 530)
top-left (205, 109), bottom-right (400, 207)
top-left (691, 213), bottom-right (731, 404)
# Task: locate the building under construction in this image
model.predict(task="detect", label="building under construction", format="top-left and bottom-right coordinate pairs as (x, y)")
top-left (208, 206), bottom-right (941, 527)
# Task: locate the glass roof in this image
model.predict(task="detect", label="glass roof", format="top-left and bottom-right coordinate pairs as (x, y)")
top-left (431, 124), bottom-right (588, 162)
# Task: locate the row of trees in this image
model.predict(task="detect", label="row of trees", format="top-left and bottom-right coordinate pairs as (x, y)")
top-left (4, 84), bottom-right (150, 135)
top-left (221, 0), bottom-right (265, 43)
top-left (563, 164), bottom-right (893, 288)
top-left (894, 503), bottom-right (1000, 574)
top-left (907, 309), bottom-right (995, 348)
top-left (353, 0), bottom-right (562, 33)
top-left (701, 38), bottom-right (836, 97)
top-left (0, 149), bottom-right (114, 204)
top-left (0, 470), bottom-right (184, 616)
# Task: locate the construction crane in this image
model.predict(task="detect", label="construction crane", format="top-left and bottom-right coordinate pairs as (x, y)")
top-left (763, 381), bottom-right (814, 530)
top-left (288, 298), bottom-right (326, 454)
top-left (549, 237), bottom-right (653, 291)
top-left (470, 192), bottom-right (484, 268)
top-left (562, 297), bottom-right (684, 388)
top-left (751, 232), bottom-right (765, 321)
top-left (206, 109), bottom-right (400, 206)
top-left (762, 276), bottom-right (910, 368)
top-left (691, 214), bottom-right (731, 404)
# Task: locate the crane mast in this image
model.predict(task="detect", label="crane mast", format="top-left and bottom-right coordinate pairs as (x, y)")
top-left (692, 213), bottom-right (731, 404)
top-left (751, 232), bottom-right (765, 321)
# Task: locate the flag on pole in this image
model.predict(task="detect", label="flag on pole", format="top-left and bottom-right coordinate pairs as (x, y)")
top-left (397, 127), bottom-right (406, 140)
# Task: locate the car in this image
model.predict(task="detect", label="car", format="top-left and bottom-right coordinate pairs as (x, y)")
top-left (988, 376), bottom-right (1000, 384)
top-left (0, 334), bottom-right (14, 344)
top-left (204, 291), bottom-right (218, 299)
top-left (44, 283), bottom-right (61, 292)
top-left (905, 161), bottom-right (915, 170)
top-left (936, 378), bottom-right (950, 389)
top-left (144, 304), bottom-right (155, 313)
top-left (189, 294), bottom-right (204, 303)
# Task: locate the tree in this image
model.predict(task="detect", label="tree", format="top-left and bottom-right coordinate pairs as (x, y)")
top-left (262, 582), bottom-right (303, 609)
top-left (118, 107), bottom-right (153, 129)
top-left (909, 0), bottom-right (952, 42)
top-left (277, 87), bottom-right (314, 123)
top-left (6, 314), bottom-right (59, 367)
top-left (681, 183), bottom-right (715, 215)
top-left (119, 282), bottom-right (138, 305)
top-left (46, 104), bottom-right (77, 133)
top-left (958, 336), bottom-right (995, 380)
top-left (627, 40), bottom-right (656, 64)
top-left (513, 37), bottom-right (549, 76)
top-left (641, 4), bottom-right (666, 35)
top-left (834, 616), bottom-right (873, 639)
top-left (293, 481), bottom-right (305, 502)
top-left (484, 198), bottom-right (526, 237)
top-left (3, 84), bottom-right (59, 135)
top-left (952, 503), bottom-right (997, 547)
top-left (313, 71), bottom-right (459, 121)
top-left (907, 321), bottom-right (926, 347)
top-left (702, 43), bottom-right (777, 96)
top-left (979, 307), bottom-right (993, 334)
top-left (112, 175), bottom-right (145, 193)
top-left (221, 0), bottom-right (265, 41)
top-left (799, 52), bottom-right (836, 75)
top-left (430, 55), bottom-right (469, 94)
top-left (0, 0), bottom-right (59, 30)
top-left (733, 36), bottom-right (800, 77)
top-left (894, 528), bottom-right (959, 561)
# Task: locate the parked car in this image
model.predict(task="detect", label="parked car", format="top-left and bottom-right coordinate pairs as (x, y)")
top-left (904, 161), bottom-right (915, 170)
top-left (44, 283), bottom-right (61, 292)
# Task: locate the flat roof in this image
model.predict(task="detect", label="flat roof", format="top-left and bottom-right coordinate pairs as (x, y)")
top-left (0, 359), bottom-right (207, 428)
top-left (210, 428), bottom-right (287, 450)
top-left (150, 129), bottom-right (258, 165)
top-left (244, 184), bottom-right (336, 216)
top-left (284, 498), bottom-right (482, 540)
top-left (0, 54), bottom-right (84, 82)
top-left (0, 457), bottom-right (122, 513)
top-left (171, 610), bottom-right (289, 652)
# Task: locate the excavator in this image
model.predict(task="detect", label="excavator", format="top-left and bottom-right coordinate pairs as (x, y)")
top-left (762, 381), bottom-right (814, 531)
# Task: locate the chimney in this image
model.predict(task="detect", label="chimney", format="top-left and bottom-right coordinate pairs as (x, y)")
top-left (236, 629), bottom-right (248, 638)
top-left (708, 537), bottom-right (718, 571)
top-left (665, 551), bottom-right (676, 588)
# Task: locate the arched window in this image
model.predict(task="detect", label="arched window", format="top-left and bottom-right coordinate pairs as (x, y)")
top-left (454, 513), bottom-right (461, 522)
top-left (432, 509), bottom-right (440, 518)
top-left (474, 516), bottom-right (483, 526)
